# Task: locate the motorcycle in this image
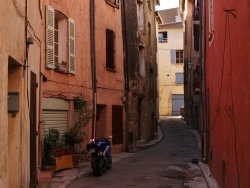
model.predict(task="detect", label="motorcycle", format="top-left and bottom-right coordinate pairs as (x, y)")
top-left (86, 136), bottom-right (112, 176)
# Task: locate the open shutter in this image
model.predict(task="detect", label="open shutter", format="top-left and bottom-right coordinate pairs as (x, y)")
top-left (170, 49), bottom-right (176, 64)
top-left (68, 18), bottom-right (76, 74)
top-left (46, 5), bottom-right (55, 69)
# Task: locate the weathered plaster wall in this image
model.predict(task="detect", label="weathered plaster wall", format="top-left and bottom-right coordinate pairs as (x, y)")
top-left (124, 0), bottom-right (158, 148)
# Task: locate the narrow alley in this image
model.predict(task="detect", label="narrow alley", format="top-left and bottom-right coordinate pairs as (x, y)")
top-left (67, 117), bottom-right (207, 188)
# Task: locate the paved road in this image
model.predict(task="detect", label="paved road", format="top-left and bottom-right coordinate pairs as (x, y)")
top-left (68, 117), bottom-right (207, 188)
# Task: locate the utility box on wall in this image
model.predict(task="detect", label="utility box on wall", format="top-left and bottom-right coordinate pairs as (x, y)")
top-left (8, 92), bottom-right (19, 112)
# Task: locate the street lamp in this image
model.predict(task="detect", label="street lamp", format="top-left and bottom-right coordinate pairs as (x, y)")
top-left (188, 60), bottom-right (193, 70)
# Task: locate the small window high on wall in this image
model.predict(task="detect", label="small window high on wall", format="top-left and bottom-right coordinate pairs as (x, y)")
top-left (158, 32), bottom-right (168, 43)
top-left (106, 29), bottom-right (115, 70)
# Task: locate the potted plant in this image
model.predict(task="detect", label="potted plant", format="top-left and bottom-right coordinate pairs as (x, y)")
top-left (42, 128), bottom-right (60, 173)
top-left (63, 95), bottom-right (92, 167)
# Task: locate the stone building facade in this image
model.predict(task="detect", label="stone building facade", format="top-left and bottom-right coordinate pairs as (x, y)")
top-left (122, 0), bottom-right (160, 149)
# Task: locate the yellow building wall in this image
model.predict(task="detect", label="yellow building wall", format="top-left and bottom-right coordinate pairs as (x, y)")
top-left (158, 27), bottom-right (184, 116)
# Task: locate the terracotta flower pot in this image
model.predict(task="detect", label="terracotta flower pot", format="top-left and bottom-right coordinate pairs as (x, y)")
top-left (72, 154), bottom-right (81, 168)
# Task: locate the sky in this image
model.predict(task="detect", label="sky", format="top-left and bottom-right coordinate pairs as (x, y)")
top-left (155, 0), bottom-right (179, 10)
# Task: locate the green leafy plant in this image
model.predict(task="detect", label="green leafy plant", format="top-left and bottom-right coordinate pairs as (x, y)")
top-left (42, 128), bottom-right (60, 166)
top-left (63, 95), bottom-right (92, 153)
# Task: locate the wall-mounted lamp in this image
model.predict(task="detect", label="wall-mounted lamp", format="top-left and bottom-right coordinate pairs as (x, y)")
top-left (188, 61), bottom-right (193, 70)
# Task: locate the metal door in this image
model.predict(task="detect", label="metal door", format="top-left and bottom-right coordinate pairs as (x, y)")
top-left (172, 94), bottom-right (184, 115)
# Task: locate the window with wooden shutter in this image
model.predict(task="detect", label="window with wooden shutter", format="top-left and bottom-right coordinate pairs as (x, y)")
top-left (176, 50), bottom-right (184, 63)
top-left (170, 50), bottom-right (176, 64)
top-left (193, 24), bottom-right (199, 51)
top-left (175, 72), bottom-right (184, 84)
top-left (46, 5), bottom-right (55, 69)
top-left (68, 18), bottom-right (76, 74)
top-left (106, 29), bottom-right (115, 70)
top-left (171, 50), bottom-right (183, 64)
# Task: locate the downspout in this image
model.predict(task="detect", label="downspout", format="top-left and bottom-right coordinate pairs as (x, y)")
top-left (199, 0), bottom-right (207, 161)
top-left (121, 0), bottom-right (129, 151)
top-left (202, 0), bottom-right (208, 162)
top-left (90, 0), bottom-right (97, 140)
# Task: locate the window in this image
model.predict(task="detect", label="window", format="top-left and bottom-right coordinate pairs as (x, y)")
top-left (106, 29), bottom-right (115, 70)
top-left (171, 50), bottom-right (184, 64)
top-left (137, 1), bottom-right (144, 31)
top-left (193, 24), bottom-right (199, 51)
top-left (147, 0), bottom-right (152, 11)
top-left (139, 46), bottom-right (145, 77)
top-left (106, 0), bottom-right (120, 8)
top-left (46, 5), bottom-right (75, 74)
top-left (158, 32), bottom-right (168, 43)
top-left (175, 72), bottom-right (184, 84)
top-left (193, 0), bottom-right (200, 20)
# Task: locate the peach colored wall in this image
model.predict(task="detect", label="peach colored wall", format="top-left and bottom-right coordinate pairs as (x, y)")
top-left (41, 0), bottom-right (94, 160)
top-left (0, 0), bottom-right (42, 187)
top-left (95, 1), bottom-right (125, 152)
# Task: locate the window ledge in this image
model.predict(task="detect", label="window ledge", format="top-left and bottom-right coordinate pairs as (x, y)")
top-left (55, 69), bottom-right (68, 74)
top-left (105, 0), bottom-right (119, 9)
top-left (106, 67), bottom-right (116, 72)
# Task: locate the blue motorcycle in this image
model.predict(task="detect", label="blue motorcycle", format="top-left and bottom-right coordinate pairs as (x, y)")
top-left (86, 136), bottom-right (112, 176)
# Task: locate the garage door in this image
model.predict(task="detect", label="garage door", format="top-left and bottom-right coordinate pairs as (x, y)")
top-left (42, 110), bottom-right (68, 136)
top-left (172, 94), bottom-right (184, 115)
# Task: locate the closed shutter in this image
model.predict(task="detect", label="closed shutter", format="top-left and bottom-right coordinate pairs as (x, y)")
top-left (106, 29), bottom-right (115, 69)
top-left (46, 5), bottom-right (55, 69)
top-left (170, 49), bottom-right (176, 64)
top-left (42, 110), bottom-right (68, 137)
top-left (172, 95), bottom-right (184, 115)
top-left (193, 24), bottom-right (199, 51)
top-left (176, 72), bottom-right (184, 84)
top-left (68, 18), bottom-right (76, 74)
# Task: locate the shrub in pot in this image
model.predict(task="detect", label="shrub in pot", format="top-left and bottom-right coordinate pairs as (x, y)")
top-left (42, 128), bottom-right (60, 171)
top-left (63, 95), bottom-right (92, 167)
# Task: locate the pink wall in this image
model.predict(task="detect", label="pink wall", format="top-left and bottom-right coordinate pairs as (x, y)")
top-left (205, 1), bottom-right (250, 187)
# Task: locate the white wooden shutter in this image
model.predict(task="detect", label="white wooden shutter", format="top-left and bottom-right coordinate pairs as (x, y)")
top-left (68, 18), bottom-right (76, 74)
top-left (46, 5), bottom-right (55, 69)
top-left (170, 49), bottom-right (176, 64)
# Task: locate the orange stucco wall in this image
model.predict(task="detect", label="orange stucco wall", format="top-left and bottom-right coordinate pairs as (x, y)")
top-left (205, 1), bottom-right (250, 188)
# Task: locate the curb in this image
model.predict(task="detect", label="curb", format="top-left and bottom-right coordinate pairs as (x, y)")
top-left (181, 120), bottom-right (220, 188)
top-left (137, 125), bottom-right (163, 149)
top-left (199, 162), bottom-right (220, 188)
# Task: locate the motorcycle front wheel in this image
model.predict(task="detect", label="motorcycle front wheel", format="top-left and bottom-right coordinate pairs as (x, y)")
top-left (91, 155), bottom-right (104, 176)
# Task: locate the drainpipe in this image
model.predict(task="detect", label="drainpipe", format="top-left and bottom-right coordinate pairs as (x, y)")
top-left (199, 0), bottom-right (207, 161)
top-left (90, 0), bottom-right (97, 140)
top-left (121, 0), bottom-right (129, 151)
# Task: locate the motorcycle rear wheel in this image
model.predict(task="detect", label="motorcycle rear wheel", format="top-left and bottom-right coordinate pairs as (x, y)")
top-left (106, 156), bottom-right (112, 169)
top-left (91, 156), bottom-right (104, 176)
